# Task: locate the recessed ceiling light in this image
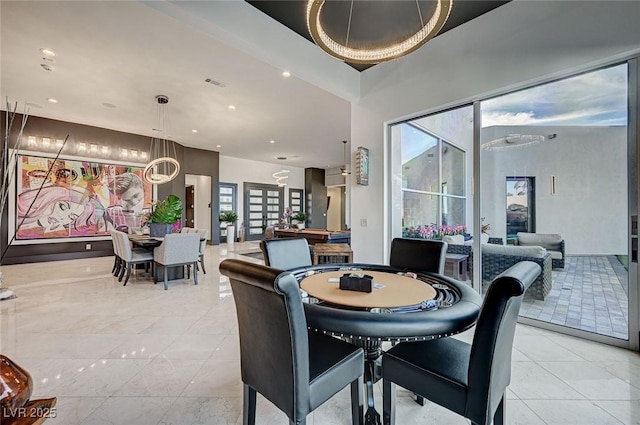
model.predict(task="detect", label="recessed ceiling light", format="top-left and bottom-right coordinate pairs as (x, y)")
top-left (40, 48), bottom-right (56, 57)
top-left (40, 63), bottom-right (55, 72)
top-left (228, 105), bottom-right (236, 110)
top-left (192, 129), bottom-right (198, 133)
top-left (269, 140), bottom-right (275, 144)
top-left (216, 144), bottom-right (221, 148)
top-left (282, 71), bottom-right (291, 78)
top-left (277, 156), bottom-right (287, 160)
top-left (47, 98), bottom-right (58, 104)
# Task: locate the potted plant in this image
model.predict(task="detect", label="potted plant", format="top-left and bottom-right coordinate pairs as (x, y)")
top-left (220, 210), bottom-right (239, 243)
top-left (292, 211), bottom-right (308, 229)
top-left (147, 194), bottom-right (183, 237)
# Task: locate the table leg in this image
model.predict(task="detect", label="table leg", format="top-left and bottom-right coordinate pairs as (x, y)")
top-left (348, 338), bottom-right (382, 425)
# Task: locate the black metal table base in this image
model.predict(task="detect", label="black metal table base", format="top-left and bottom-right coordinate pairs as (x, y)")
top-left (347, 338), bottom-right (383, 425)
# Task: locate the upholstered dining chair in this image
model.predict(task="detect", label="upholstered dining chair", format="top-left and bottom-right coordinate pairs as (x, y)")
top-left (153, 233), bottom-right (200, 290)
top-left (219, 259), bottom-right (364, 425)
top-left (111, 230), bottom-right (122, 276)
top-left (381, 261), bottom-right (541, 425)
top-left (389, 238), bottom-right (448, 275)
top-left (196, 228), bottom-right (208, 274)
top-left (260, 238), bottom-right (312, 270)
top-left (113, 230), bottom-right (154, 286)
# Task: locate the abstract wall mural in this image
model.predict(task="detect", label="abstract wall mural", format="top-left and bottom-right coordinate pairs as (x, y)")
top-left (15, 154), bottom-right (153, 240)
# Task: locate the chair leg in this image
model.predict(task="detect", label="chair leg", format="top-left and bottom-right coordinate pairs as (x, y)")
top-left (163, 266), bottom-right (169, 290)
top-left (115, 258), bottom-right (123, 277)
top-left (118, 261), bottom-right (127, 282)
top-left (193, 262), bottom-right (199, 285)
top-left (243, 384), bottom-right (256, 425)
top-left (112, 256), bottom-right (118, 274)
top-left (186, 265), bottom-right (191, 279)
top-left (351, 376), bottom-right (364, 425)
top-left (493, 394), bottom-right (506, 425)
top-left (382, 378), bottom-right (395, 425)
top-left (123, 264), bottom-right (132, 286)
top-left (200, 255), bottom-right (206, 274)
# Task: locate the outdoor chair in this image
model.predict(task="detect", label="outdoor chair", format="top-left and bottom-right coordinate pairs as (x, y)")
top-left (382, 261), bottom-right (541, 425)
top-left (219, 259), bottom-right (364, 425)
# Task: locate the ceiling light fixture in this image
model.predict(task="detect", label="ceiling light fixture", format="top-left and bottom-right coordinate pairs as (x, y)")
top-left (216, 144), bottom-right (222, 148)
top-left (47, 98), bottom-right (58, 104)
top-left (228, 105), bottom-right (236, 110)
top-left (40, 48), bottom-right (56, 57)
top-left (481, 134), bottom-right (546, 151)
top-left (272, 169), bottom-right (290, 187)
top-left (143, 95), bottom-right (180, 184)
top-left (306, 0), bottom-right (453, 64)
top-left (340, 140), bottom-right (351, 176)
top-left (269, 140), bottom-right (275, 144)
top-left (282, 71), bottom-right (291, 77)
top-left (191, 129), bottom-right (198, 133)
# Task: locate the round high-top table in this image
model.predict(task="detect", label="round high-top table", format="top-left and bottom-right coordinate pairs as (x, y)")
top-left (288, 263), bottom-right (482, 425)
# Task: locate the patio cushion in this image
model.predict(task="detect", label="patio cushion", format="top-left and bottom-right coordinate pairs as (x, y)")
top-left (443, 235), bottom-right (465, 245)
top-left (517, 233), bottom-right (562, 250)
top-left (482, 243), bottom-right (546, 258)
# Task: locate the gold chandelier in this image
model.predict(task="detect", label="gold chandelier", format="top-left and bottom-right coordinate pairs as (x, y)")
top-left (306, 0), bottom-right (454, 64)
top-left (144, 95), bottom-right (180, 184)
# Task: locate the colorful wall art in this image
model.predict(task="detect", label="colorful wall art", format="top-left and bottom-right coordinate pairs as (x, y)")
top-left (15, 154), bottom-right (153, 240)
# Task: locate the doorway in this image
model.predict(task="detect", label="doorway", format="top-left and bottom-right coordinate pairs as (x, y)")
top-left (506, 177), bottom-right (535, 238)
top-left (243, 183), bottom-right (284, 241)
top-left (184, 174), bottom-right (212, 241)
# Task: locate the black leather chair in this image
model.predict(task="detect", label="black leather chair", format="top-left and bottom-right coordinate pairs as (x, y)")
top-left (389, 238), bottom-right (447, 274)
top-left (219, 259), bottom-right (365, 425)
top-left (381, 261), bottom-right (541, 425)
top-left (260, 238), bottom-right (312, 269)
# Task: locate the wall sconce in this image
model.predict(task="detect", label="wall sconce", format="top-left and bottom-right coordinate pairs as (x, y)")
top-left (101, 146), bottom-right (110, 155)
top-left (90, 144), bottom-right (98, 154)
top-left (55, 139), bottom-right (64, 149)
top-left (41, 138), bottom-right (51, 148)
top-left (130, 149), bottom-right (139, 159)
top-left (28, 136), bottom-right (37, 147)
top-left (77, 142), bottom-right (87, 153)
top-left (120, 148), bottom-right (129, 158)
top-left (550, 176), bottom-right (556, 195)
top-left (140, 151), bottom-right (148, 160)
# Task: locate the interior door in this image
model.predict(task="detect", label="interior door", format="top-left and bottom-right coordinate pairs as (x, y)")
top-left (184, 185), bottom-right (195, 228)
top-left (244, 183), bottom-right (283, 241)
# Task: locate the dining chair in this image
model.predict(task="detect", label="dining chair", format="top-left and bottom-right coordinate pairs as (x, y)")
top-left (219, 259), bottom-right (364, 425)
top-left (114, 230), bottom-right (154, 286)
top-left (389, 237), bottom-right (448, 274)
top-left (196, 228), bottom-right (208, 274)
top-left (153, 233), bottom-right (200, 290)
top-left (260, 238), bottom-right (312, 270)
top-left (180, 227), bottom-right (192, 234)
top-left (111, 230), bottom-right (122, 276)
top-left (381, 261), bottom-right (541, 425)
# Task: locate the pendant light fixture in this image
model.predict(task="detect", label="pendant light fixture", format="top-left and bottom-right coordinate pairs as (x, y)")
top-left (340, 140), bottom-right (351, 176)
top-left (306, 0), bottom-right (454, 64)
top-left (143, 95), bottom-right (180, 184)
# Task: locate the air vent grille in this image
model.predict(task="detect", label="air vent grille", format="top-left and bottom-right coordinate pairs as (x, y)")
top-left (204, 78), bottom-right (226, 88)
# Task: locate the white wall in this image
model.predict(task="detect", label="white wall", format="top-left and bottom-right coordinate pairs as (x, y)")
top-left (219, 155), bottom-right (305, 230)
top-left (350, 0), bottom-right (640, 263)
top-left (481, 126), bottom-right (627, 255)
top-left (326, 186), bottom-right (342, 230)
top-left (185, 174), bottom-right (212, 240)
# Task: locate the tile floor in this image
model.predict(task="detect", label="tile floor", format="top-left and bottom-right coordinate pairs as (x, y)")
top-left (1, 242), bottom-right (639, 425)
top-left (520, 256), bottom-right (629, 339)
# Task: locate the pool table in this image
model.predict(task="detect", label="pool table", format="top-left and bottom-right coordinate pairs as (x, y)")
top-left (273, 228), bottom-right (351, 245)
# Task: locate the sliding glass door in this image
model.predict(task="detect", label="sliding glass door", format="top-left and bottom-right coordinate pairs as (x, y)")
top-left (389, 58), bottom-right (639, 349)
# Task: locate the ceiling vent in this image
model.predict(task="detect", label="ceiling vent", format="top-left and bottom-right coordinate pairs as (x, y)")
top-left (204, 78), bottom-right (226, 88)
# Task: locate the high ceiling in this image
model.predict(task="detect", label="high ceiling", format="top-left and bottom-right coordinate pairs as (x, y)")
top-left (248, 1), bottom-right (510, 71)
top-left (1, 1), bottom-right (509, 169)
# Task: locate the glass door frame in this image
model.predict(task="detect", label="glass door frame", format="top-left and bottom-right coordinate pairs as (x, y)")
top-left (386, 56), bottom-right (639, 350)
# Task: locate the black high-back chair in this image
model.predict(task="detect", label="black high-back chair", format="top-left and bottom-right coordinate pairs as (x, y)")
top-left (389, 238), bottom-right (448, 274)
top-left (260, 238), bottom-right (312, 269)
top-left (219, 259), bottom-right (364, 425)
top-left (381, 261), bottom-right (541, 425)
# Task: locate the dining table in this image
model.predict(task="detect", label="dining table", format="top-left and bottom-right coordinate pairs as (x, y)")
top-left (288, 263), bottom-right (483, 425)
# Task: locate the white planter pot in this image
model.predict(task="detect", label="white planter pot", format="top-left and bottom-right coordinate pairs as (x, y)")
top-left (226, 225), bottom-right (235, 244)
